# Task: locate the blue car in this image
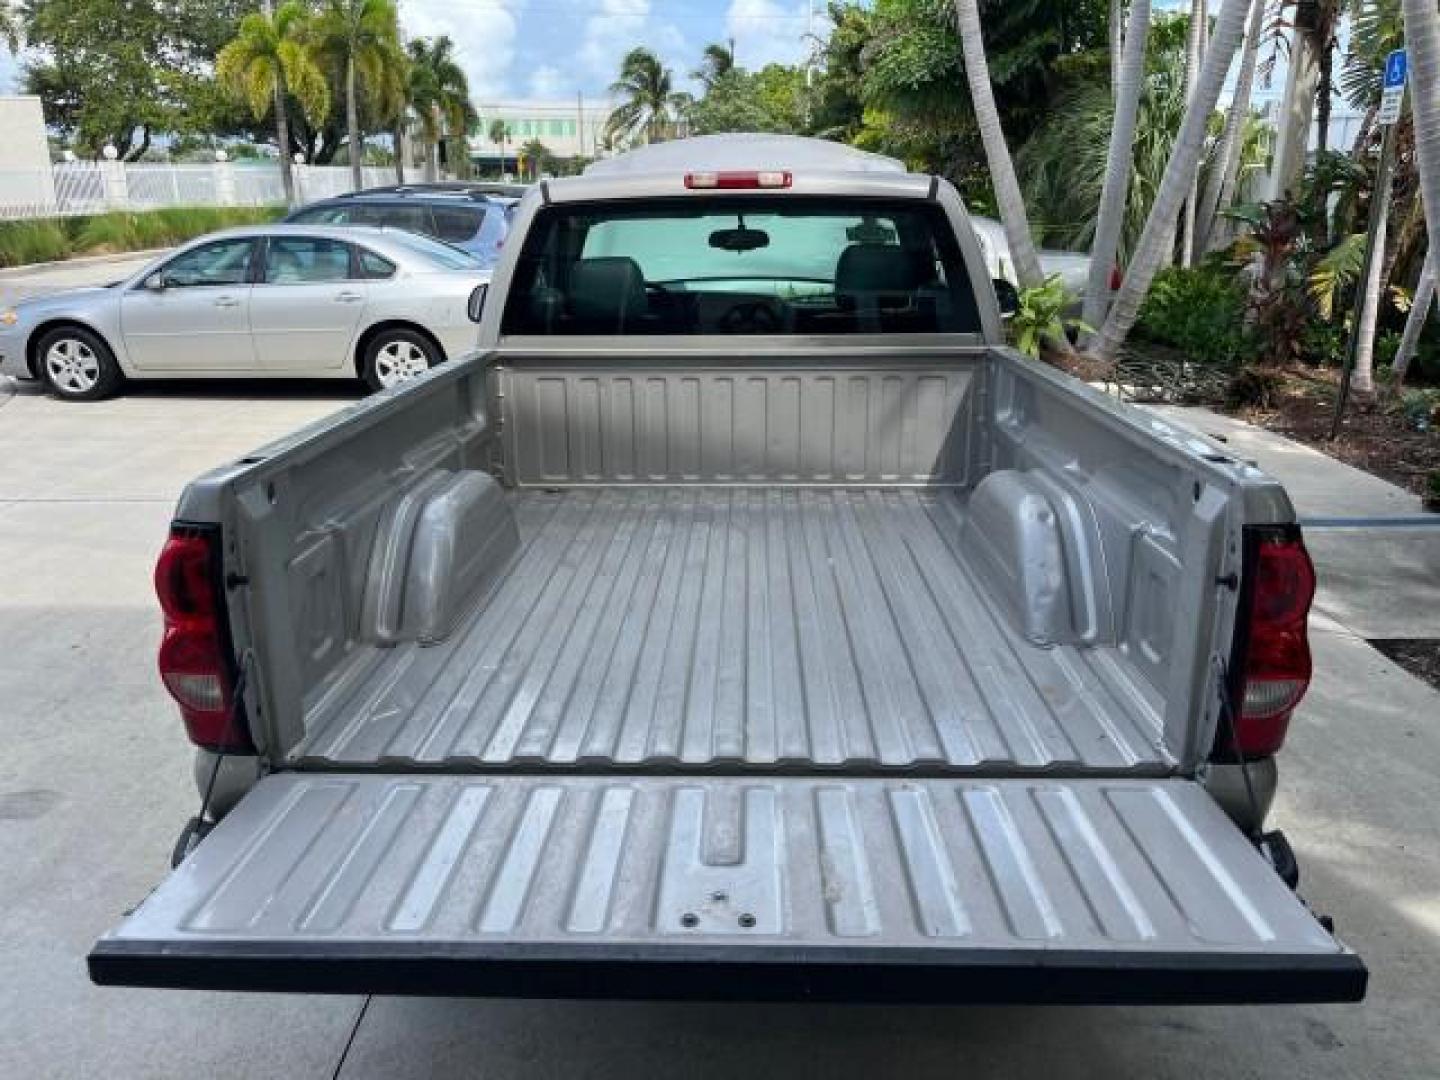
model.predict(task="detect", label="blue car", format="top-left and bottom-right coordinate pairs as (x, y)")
top-left (285, 184), bottom-right (517, 269)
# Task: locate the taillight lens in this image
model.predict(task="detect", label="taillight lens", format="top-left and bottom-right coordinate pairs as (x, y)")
top-left (154, 528), bottom-right (252, 752)
top-left (1226, 530), bottom-right (1316, 759)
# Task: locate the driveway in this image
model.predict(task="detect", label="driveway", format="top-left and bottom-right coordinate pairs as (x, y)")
top-left (0, 350), bottom-right (1437, 1075)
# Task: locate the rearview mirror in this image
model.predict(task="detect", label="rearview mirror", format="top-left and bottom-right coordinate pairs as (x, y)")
top-left (992, 278), bottom-right (1020, 318)
top-left (709, 227), bottom-right (770, 253)
top-left (143, 272), bottom-right (167, 292)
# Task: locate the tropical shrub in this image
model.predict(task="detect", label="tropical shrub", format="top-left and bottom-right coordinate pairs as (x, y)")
top-left (1134, 265), bottom-right (1248, 367)
top-left (1009, 275), bottom-right (1088, 358)
top-left (0, 207), bottom-right (284, 268)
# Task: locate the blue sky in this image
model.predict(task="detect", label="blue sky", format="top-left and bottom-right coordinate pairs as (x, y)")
top-left (402, 0), bottom-right (826, 103)
top-left (0, 0), bottom-right (823, 102)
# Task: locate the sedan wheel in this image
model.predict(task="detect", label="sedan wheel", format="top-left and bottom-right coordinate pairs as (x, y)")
top-left (36, 327), bottom-right (123, 401)
top-left (363, 329), bottom-right (441, 392)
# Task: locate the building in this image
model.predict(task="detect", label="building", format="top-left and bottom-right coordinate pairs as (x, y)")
top-left (470, 100), bottom-right (615, 172)
top-left (0, 96), bottom-right (58, 216)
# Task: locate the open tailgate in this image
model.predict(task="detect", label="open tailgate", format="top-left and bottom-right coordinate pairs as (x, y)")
top-left (90, 774), bottom-right (1364, 1003)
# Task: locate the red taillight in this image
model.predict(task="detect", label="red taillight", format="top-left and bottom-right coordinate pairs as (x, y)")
top-left (155, 528), bottom-right (251, 753)
top-left (1109, 263), bottom-right (1123, 292)
top-left (684, 170), bottom-right (793, 190)
top-left (1227, 530), bottom-right (1316, 758)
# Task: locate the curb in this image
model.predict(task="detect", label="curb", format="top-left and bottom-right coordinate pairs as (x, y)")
top-left (0, 248), bottom-right (170, 280)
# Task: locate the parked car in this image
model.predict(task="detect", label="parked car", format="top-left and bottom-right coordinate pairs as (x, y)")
top-left (0, 224), bottom-right (488, 399)
top-left (285, 184), bottom-right (515, 267)
top-left (90, 135), bottom-right (1364, 1006)
top-left (970, 214), bottom-right (1119, 306)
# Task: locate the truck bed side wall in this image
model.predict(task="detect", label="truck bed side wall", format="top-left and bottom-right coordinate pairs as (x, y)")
top-left (178, 348), bottom-right (1288, 771)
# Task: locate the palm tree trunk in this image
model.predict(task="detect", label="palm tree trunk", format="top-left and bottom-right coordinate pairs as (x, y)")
top-left (953, 0), bottom-right (1044, 288)
top-left (1269, 26), bottom-right (1320, 200)
top-left (1351, 210), bottom-right (1391, 395)
top-left (426, 106), bottom-right (441, 181)
top-left (1200, 0), bottom-right (1264, 252)
top-left (393, 123), bottom-right (406, 184)
top-left (274, 72), bottom-right (296, 207)
top-left (1088, 0), bottom-right (1250, 364)
top-left (1082, 0), bottom-right (1151, 343)
top-left (346, 53), bottom-right (362, 190)
top-left (1179, 0), bottom-right (1206, 268)
top-left (1404, 0), bottom-right (1440, 377)
top-left (1394, 254), bottom-right (1435, 384)
top-left (1109, 0), bottom-right (1124, 103)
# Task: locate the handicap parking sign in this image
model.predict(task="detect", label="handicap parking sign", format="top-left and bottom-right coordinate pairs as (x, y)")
top-left (1380, 49), bottom-right (1407, 124)
top-left (1385, 49), bottom-right (1407, 88)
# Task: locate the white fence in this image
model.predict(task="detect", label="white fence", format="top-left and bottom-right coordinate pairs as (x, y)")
top-left (0, 162), bottom-right (398, 220)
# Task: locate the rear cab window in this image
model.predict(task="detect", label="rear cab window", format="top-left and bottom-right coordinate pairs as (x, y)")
top-left (500, 197), bottom-right (981, 336)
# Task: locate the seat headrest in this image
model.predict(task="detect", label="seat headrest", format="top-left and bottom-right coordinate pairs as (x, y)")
top-left (569, 256), bottom-right (649, 328)
top-left (835, 243), bottom-right (924, 297)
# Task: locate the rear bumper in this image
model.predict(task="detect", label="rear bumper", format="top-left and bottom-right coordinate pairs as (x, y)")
top-left (88, 939), bottom-right (1367, 1004)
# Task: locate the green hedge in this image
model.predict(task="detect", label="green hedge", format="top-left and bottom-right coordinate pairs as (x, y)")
top-left (1134, 265), bottom-right (1249, 368)
top-left (0, 206), bottom-right (285, 268)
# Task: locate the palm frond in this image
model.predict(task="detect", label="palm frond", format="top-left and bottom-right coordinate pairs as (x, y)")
top-left (1308, 232), bottom-right (1367, 319)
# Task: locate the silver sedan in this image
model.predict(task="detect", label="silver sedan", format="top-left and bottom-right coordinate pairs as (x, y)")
top-left (0, 224), bottom-right (490, 400)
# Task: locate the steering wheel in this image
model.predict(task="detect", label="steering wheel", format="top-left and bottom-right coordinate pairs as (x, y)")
top-left (717, 300), bottom-right (781, 334)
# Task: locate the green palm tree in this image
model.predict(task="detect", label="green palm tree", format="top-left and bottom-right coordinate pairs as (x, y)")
top-left (487, 118), bottom-right (512, 176)
top-left (1082, 0), bottom-right (1151, 342)
top-left (1089, 0), bottom-right (1251, 364)
top-left (310, 0), bottom-right (406, 188)
top-left (692, 41), bottom-right (735, 91)
top-left (408, 36), bottom-right (476, 182)
top-left (518, 138), bottom-right (552, 180)
top-left (951, 0), bottom-right (1044, 289)
top-left (606, 48), bottom-right (690, 146)
top-left (216, 2), bottom-right (329, 206)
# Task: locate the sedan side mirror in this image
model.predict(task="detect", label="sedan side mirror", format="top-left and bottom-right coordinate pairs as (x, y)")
top-left (467, 283), bottom-right (488, 323)
top-left (992, 278), bottom-right (1020, 319)
top-left (143, 272), bottom-right (167, 292)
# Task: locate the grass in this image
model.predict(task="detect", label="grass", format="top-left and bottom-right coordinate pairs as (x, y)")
top-left (0, 206), bottom-right (285, 268)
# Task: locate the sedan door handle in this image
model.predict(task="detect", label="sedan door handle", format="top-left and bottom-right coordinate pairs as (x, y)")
top-left (334, 291), bottom-right (363, 303)
top-left (213, 295), bottom-right (240, 308)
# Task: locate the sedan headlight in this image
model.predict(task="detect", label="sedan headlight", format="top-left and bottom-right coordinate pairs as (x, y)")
top-left (0, 310), bottom-right (18, 327)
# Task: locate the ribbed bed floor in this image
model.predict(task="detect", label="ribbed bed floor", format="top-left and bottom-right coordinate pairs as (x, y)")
top-left (295, 488), bottom-right (1169, 772)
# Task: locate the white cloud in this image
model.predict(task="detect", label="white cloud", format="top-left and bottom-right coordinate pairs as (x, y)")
top-left (577, 0), bottom-right (688, 91)
top-left (527, 64), bottom-right (568, 98)
top-left (724, 0), bottom-right (823, 71)
top-left (399, 0), bottom-right (524, 99)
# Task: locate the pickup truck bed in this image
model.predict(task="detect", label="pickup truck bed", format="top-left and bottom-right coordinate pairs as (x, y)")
top-left (297, 486), bottom-right (1167, 772)
top-left (89, 147), bottom-right (1366, 1002)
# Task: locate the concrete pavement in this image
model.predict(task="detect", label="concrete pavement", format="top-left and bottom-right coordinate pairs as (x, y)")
top-left (0, 380), bottom-right (362, 1079)
top-left (0, 383), bottom-right (1437, 1077)
top-left (1147, 404), bottom-right (1424, 519)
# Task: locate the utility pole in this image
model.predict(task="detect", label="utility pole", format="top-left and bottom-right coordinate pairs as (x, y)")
top-left (577, 91), bottom-right (585, 164)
